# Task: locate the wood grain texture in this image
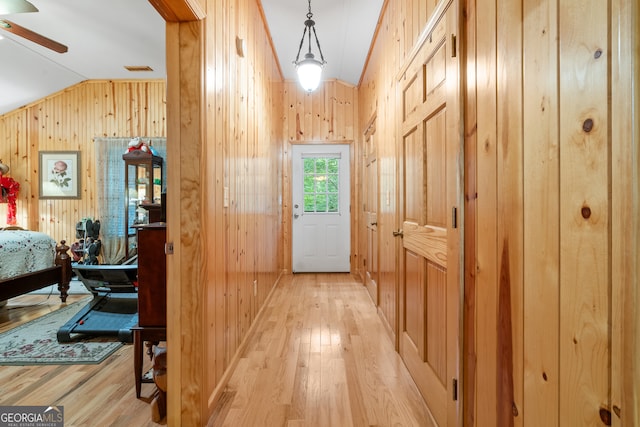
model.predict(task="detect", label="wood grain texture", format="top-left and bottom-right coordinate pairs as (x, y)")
top-left (495, 0), bottom-right (524, 423)
top-left (174, 17), bottom-right (207, 427)
top-left (474, 0), bottom-right (499, 423)
top-left (208, 273), bottom-right (436, 427)
top-left (164, 21), bottom-right (182, 425)
top-left (0, 294), bottom-right (160, 427)
top-left (462, 0), bottom-right (478, 424)
top-left (611, 1), bottom-right (640, 425)
top-left (403, 222), bottom-right (447, 267)
top-left (0, 80), bottom-right (166, 237)
top-left (522, 0), bottom-right (560, 424)
top-left (559, 1), bottom-right (610, 424)
top-left (497, 241), bottom-right (514, 427)
top-left (164, 0), bottom-right (284, 424)
top-left (465, 0), bottom-right (636, 425)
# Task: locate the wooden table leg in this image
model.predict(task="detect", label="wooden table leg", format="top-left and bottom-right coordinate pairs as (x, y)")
top-left (133, 328), bottom-right (142, 398)
top-left (132, 326), bottom-right (166, 399)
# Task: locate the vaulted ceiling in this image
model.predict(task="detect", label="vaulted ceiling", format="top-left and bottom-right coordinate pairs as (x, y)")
top-left (0, 0), bottom-right (383, 116)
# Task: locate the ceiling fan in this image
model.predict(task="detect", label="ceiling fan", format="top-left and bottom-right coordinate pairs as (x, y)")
top-left (0, 0), bottom-right (68, 53)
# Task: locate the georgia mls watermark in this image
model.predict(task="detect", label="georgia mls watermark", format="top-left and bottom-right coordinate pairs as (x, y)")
top-left (0, 406), bottom-right (63, 427)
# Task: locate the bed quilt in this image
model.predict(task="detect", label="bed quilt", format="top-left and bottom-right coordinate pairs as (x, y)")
top-left (0, 230), bottom-right (56, 280)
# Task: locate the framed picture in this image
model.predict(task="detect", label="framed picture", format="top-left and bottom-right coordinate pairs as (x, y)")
top-left (39, 151), bottom-right (81, 199)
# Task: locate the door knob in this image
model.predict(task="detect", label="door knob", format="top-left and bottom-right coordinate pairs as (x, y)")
top-left (294, 213), bottom-right (299, 219)
top-left (392, 229), bottom-right (403, 237)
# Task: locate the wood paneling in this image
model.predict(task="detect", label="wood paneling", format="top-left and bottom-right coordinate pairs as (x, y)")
top-left (559, 2), bottom-right (609, 423)
top-left (0, 80), bottom-right (166, 239)
top-left (612, 0), bottom-right (640, 424)
top-left (364, 0), bottom-right (637, 425)
top-left (521, 0), bottom-right (559, 423)
top-left (463, 0), bottom-right (638, 425)
top-left (164, 0), bottom-right (284, 424)
top-left (474, 0), bottom-right (499, 424)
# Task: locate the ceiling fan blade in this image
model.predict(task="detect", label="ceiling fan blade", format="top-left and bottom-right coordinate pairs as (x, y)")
top-left (0, 20), bottom-right (67, 53)
top-left (0, 0), bottom-right (38, 15)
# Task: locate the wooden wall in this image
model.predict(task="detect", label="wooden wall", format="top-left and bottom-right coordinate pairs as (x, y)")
top-left (161, 0), bottom-right (284, 425)
top-left (360, 0), bottom-right (639, 425)
top-left (464, 0), bottom-right (638, 425)
top-left (281, 80), bottom-right (359, 273)
top-left (0, 80), bottom-right (166, 239)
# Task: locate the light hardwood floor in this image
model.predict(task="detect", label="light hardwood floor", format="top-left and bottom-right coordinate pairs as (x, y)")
top-left (208, 273), bottom-right (435, 427)
top-left (0, 292), bottom-right (161, 427)
top-left (0, 274), bottom-right (435, 427)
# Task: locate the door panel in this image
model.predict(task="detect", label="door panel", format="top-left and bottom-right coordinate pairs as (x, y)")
top-left (398, 2), bottom-right (460, 426)
top-left (404, 127), bottom-right (424, 223)
top-left (426, 109), bottom-right (447, 226)
top-left (426, 261), bottom-right (447, 383)
top-left (404, 249), bottom-right (425, 358)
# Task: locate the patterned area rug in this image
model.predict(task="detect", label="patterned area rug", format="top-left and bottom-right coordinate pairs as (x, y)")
top-left (0, 299), bottom-right (125, 365)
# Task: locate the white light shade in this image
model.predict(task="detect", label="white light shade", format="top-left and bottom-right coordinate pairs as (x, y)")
top-left (0, 0), bottom-right (38, 14)
top-left (296, 58), bottom-right (323, 92)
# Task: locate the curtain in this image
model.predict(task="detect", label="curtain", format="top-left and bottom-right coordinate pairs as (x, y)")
top-left (94, 137), bottom-right (166, 264)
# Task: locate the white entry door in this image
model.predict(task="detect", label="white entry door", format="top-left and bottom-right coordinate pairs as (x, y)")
top-left (292, 144), bottom-right (350, 273)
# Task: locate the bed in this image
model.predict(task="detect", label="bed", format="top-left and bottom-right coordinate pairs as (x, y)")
top-left (0, 228), bottom-right (72, 303)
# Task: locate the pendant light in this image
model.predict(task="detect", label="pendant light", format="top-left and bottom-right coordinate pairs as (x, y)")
top-left (293, 0), bottom-right (326, 92)
top-left (0, 0), bottom-right (38, 15)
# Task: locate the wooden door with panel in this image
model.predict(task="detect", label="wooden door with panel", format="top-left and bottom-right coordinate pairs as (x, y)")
top-left (364, 125), bottom-right (379, 305)
top-left (397, 1), bottom-right (461, 426)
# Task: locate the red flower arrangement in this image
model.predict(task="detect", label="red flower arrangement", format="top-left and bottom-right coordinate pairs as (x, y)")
top-left (0, 161), bottom-right (20, 225)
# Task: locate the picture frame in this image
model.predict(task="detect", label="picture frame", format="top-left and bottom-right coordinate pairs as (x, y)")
top-left (39, 151), bottom-right (81, 199)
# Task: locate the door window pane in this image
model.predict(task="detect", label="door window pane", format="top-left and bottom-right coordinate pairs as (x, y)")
top-left (302, 157), bottom-right (340, 213)
top-left (328, 159), bottom-right (338, 173)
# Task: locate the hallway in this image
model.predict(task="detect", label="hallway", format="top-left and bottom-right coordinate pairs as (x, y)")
top-left (209, 273), bottom-right (435, 427)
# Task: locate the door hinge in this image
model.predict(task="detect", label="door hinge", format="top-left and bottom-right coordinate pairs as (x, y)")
top-left (452, 378), bottom-right (458, 401)
top-left (452, 207), bottom-right (458, 229)
top-left (451, 34), bottom-right (457, 58)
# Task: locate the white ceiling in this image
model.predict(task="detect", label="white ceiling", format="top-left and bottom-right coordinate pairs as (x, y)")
top-left (0, 0), bottom-right (166, 115)
top-left (0, 0), bottom-right (383, 116)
